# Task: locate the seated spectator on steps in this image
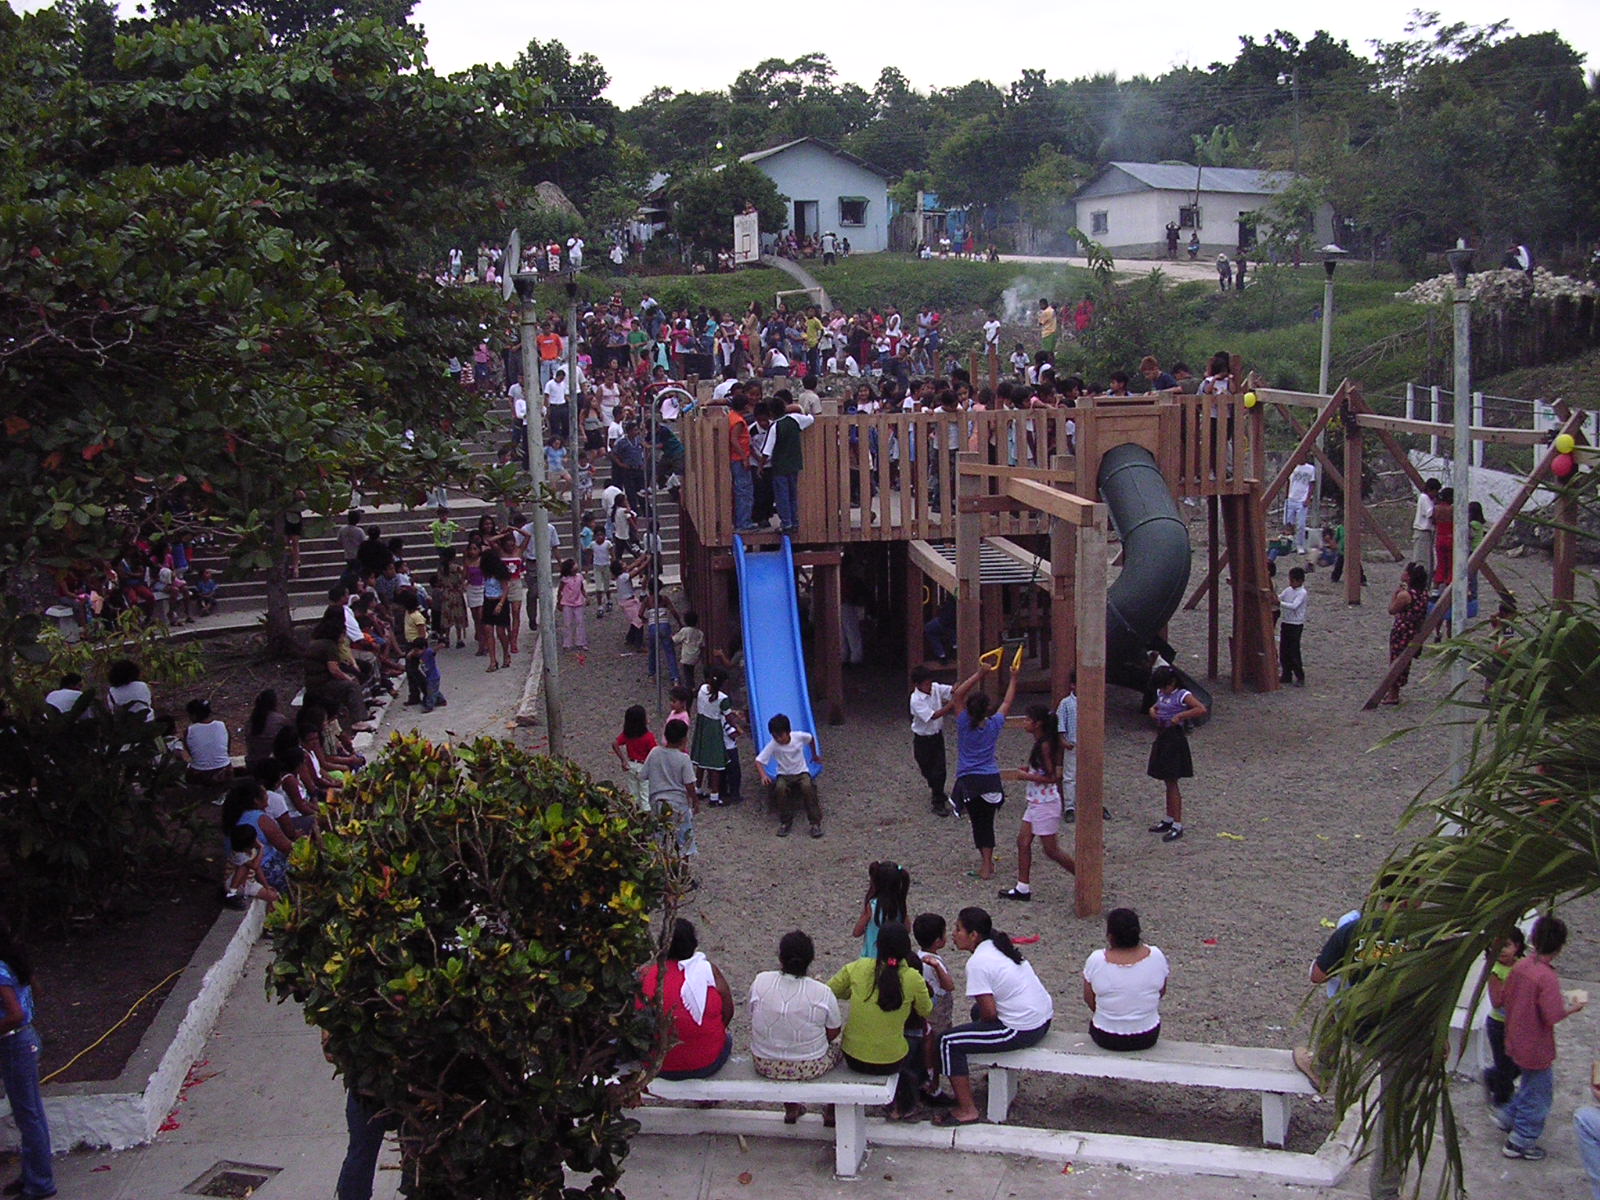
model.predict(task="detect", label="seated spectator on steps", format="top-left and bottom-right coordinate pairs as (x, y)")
top-left (183, 699), bottom-right (234, 789)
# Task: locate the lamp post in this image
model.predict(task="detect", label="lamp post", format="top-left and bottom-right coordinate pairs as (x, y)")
top-left (1446, 239), bottom-right (1475, 787)
top-left (512, 269), bottom-right (563, 755)
top-left (1317, 244), bottom-right (1346, 397)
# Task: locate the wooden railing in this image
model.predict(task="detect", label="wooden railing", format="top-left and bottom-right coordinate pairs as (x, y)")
top-left (681, 399), bottom-right (1260, 549)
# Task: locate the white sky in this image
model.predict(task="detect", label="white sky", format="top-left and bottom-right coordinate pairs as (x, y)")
top-left (14, 0), bottom-right (1598, 108)
top-left (408, 0), bottom-right (1600, 105)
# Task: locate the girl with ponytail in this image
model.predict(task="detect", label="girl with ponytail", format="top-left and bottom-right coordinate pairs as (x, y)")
top-left (932, 906), bottom-right (1055, 1127)
top-left (828, 922), bottom-right (931, 1119)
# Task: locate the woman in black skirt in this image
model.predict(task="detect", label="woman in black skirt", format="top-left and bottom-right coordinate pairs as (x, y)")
top-left (1145, 666), bottom-right (1206, 843)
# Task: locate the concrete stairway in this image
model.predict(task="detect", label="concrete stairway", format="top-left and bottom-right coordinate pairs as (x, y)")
top-left (176, 436), bottom-right (684, 640)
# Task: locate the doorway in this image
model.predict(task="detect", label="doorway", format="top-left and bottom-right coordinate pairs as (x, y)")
top-left (793, 200), bottom-right (819, 240)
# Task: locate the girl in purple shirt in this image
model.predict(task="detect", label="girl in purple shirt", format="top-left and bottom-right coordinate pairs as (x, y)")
top-left (1145, 666), bottom-right (1207, 843)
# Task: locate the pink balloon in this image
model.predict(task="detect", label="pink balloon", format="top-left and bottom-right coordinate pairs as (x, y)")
top-left (1551, 452), bottom-right (1577, 480)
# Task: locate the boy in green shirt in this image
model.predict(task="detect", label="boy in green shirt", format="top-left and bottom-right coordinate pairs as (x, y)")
top-left (428, 507), bottom-right (461, 564)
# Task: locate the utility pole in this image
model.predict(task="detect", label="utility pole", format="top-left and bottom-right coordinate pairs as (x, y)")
top-left (513, 270), bottom-right (563, 755)
top-left (1446, 240), bottom-right (1475, 788)
top-left (565, 279), bottom-right (584, 582)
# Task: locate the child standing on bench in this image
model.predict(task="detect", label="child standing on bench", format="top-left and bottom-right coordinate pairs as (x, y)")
top-left (852, 861), bottom-right (910, 960)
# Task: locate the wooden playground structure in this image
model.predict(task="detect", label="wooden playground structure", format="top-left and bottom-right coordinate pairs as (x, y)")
top-left (677, 374), bottom-right (1283, 915)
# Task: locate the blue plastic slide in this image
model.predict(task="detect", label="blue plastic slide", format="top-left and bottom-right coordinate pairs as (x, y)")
top-left (732, 534), bottom-right (822, 776)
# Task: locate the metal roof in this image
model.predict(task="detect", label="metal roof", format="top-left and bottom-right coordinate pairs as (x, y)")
top-left (739, 137), bottom-right (894, 180)
top-left (1075, 162), bottom-right (1296, 200)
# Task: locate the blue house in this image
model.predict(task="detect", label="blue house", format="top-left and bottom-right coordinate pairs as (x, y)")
top-left (740, 137), bottom-right (893, 253)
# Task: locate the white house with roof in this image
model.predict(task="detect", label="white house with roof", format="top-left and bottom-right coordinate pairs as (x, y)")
top-left (740, 137), bottom-right (893, 253)
top-left (1071, 162), bottom-right (1335, 259)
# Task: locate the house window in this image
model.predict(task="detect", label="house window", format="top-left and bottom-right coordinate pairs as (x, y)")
top-left (838, 197), bottom-right (868, 227)
top-left (1179, 205), bottom-right (1202, 230)
top-left (1089, 210), bottom-right (1108, 235)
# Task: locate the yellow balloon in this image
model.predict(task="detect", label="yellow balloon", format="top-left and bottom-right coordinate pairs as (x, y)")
top-left (1554, 432), bottom-right (1576, 455)
top-left (1243, 391), bottom-right (1259, 408)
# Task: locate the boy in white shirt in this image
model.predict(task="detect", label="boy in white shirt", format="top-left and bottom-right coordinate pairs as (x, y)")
top-left (1412, 478), bottom-right (1440, 576)
top-left (1284, 461), bottom-right (1316, 552)
top-left (755, 713), bottom-right (823, 838)
top-left (909, 664), bottom-right (953, 815)
top-left (1278, 566), bottom-right (1308, 686)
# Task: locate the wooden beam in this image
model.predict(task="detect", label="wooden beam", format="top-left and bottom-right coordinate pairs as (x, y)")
top-left (1353, 413), bottom-right (1548, 446)
top-left (958, 496), bottom-right (1030, 514)
top-left (956, 454), bottom-right (983, 680)
top-left (1206, 496), bottom-right (1219, 680)
top-left (1252, 387), bottom-right (1339, 409)
top-left (987, 536), bottom-right (1054, 593)
top-left (816, 561), bottom-right (845, 725)
top-left (1073, 508), bottom-right (1108, 919)
top-left (1049, 456), bottom-right (1076, 704)
top-left (1362, 410), bottom-right (1588, 709)
top-left (710, 549), bottom-right (844, 572)
top-left (957, 462), bottom-right (1077, 483)
top-left (906, 538), bottom-right (959, 595)
top-left (1344, 395), bottom-right (1364, 606)
top-left (1001, 476), bottom-right (1099, 527)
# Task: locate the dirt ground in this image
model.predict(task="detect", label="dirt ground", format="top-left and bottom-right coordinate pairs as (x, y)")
top-left (541, 519), bottom-right (1597, 1151)
top-left (34, 633), bottom-right (304, 1083)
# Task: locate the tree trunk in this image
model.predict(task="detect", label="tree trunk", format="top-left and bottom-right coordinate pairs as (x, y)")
top-left (262, 554), bottom-right (298, 658)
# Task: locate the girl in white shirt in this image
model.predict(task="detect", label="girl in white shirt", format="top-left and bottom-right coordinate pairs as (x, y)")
top-left (1082, 907), bottom-right (1169, 1051)
top-left (933, 906), bottom-right (1054, 1127)
top-left (749, 930), bottom-right (842, 1123)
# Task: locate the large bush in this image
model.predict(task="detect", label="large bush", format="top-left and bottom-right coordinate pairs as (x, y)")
top-left (268, 735), bottom-right (676, 1200)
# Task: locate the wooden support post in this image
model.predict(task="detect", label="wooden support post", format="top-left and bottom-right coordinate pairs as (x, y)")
top-left (707, 536), bottom-right (732, 666)
top-left (1073, 508), bottom-right (1108, 919)
top-left (980, 584), bottom-right (1003, 698)
top-left (904, 550), bottom-right (924, 682)
top-left (957, 452), bottom-right (982, 682)
top-left (816, 560), bottom-right (845, 725)
top-left (1221, 487), bottom-right (1279, 692)
top-left (1344, 397), bottom-right (1364, 607)
top-left (1049, 455), bottom-right (1076, 702)
top-left (1206, 496), bottom-right (1220, 680)
top-left (1554, 485), bottom-right (1577, 603)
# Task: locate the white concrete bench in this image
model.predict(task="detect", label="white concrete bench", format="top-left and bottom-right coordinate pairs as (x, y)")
top-left (966, 1030), bottom-right (1317, 1147)
top-left (645, 1056), bottom-right (896, 1177)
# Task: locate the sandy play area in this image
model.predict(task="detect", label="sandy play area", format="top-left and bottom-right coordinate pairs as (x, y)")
top-left (525, 532), bottom-right (1594, 1152)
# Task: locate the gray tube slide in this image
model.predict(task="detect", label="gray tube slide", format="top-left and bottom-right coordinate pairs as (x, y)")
top-left (1097, 443), bottom-right (1207, 704)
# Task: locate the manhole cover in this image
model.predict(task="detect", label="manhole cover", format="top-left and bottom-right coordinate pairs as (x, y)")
top-left (183, 1161), bottom-right (282, 1197)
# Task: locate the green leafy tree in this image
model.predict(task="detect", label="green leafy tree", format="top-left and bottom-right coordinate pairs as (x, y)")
top-left (138, 0), bottom-right (416, 42)
top-left (269, 735), bottom-right (677, 1200)
top-left (1556, 100), bottom-right (1600, 234)
top-left (0, 11), bottom-right (587, 650)
top-left (1017, 144), bottom-right (1090, 252)
top-left (669, 161), bottom-right (786, 253)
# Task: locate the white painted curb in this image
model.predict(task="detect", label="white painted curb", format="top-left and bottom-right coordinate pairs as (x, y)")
top-left (0, 901), bottom-right (265, 1152)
